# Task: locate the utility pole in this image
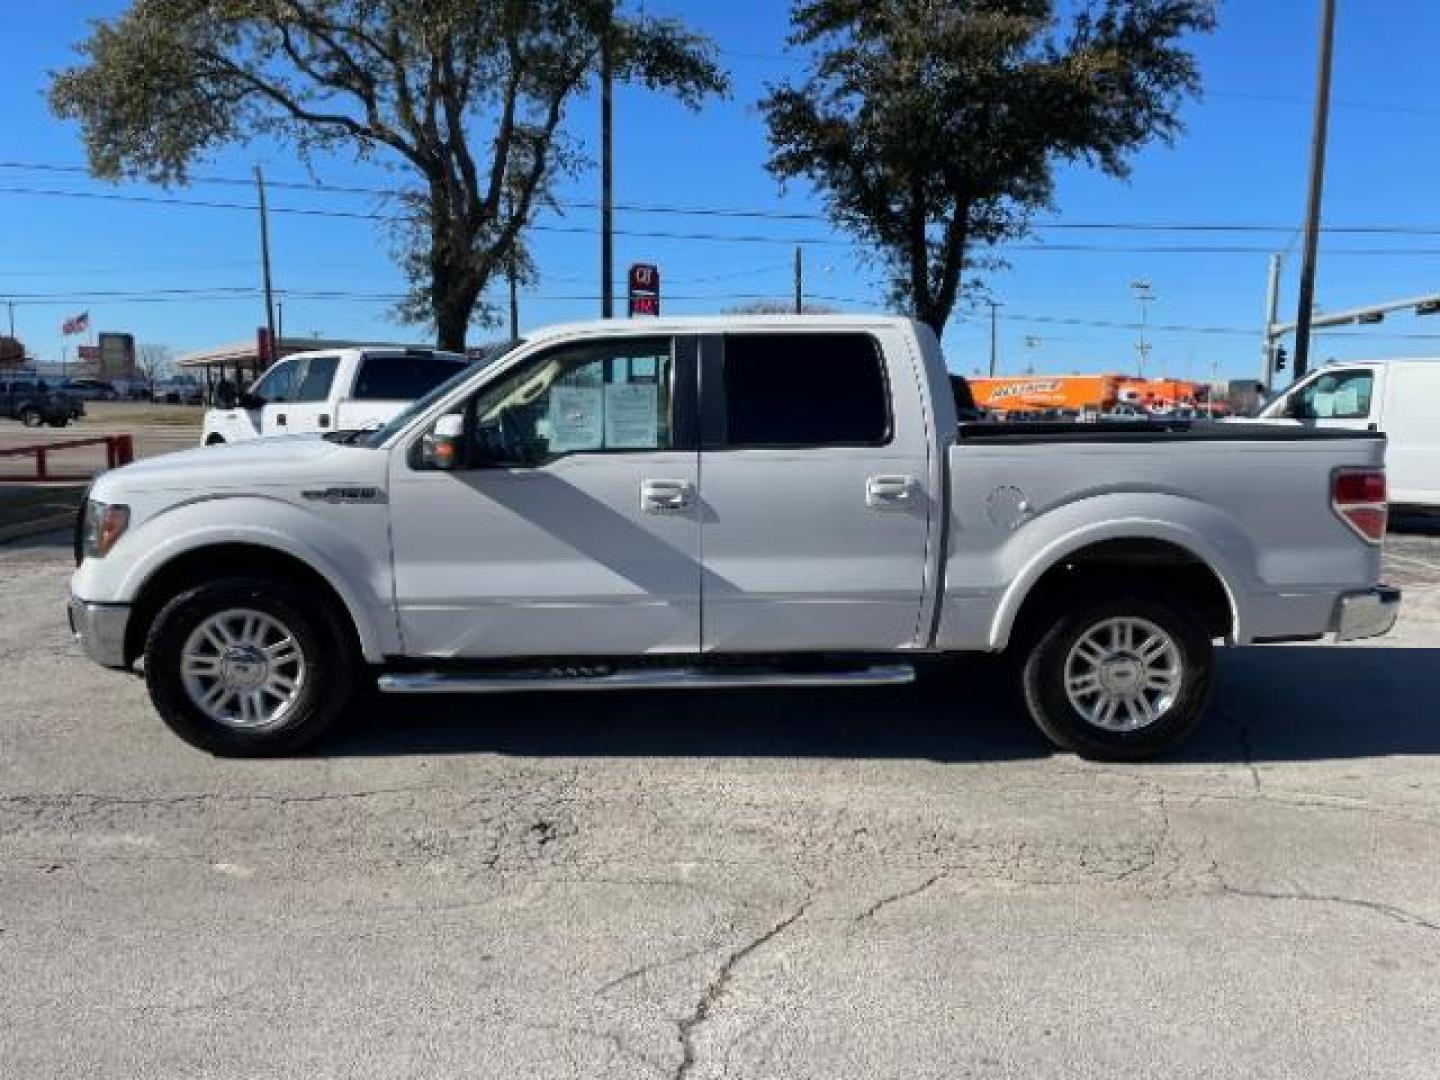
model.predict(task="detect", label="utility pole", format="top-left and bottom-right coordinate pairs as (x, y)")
top-left (986, 299), bottom-right (1002, 377)
top-left (254, 164), bottom-right (278, 367)
top-left (793, 246), bottom-right (803, 314)
top-left (1261, 253), bottom-right (1283, 386)
top-left (599, 3), bottom-right (614, 319)
top-left (5, 300), bottom-right (13, 338)
top-left (1293, 0), bottom-right (1338, 381)
top-left (1131, 279), bottom-right (1154, 376)
top-left (277, 300), bottom-right (285, 346)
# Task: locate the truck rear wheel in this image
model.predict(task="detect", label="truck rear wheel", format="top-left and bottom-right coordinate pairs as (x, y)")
top-left (20, 406), bottom-right (42, 428)
top-left (143, 578), bottom-right (359, 756)
top-left (1019, 590), bottom-right (1214, 761)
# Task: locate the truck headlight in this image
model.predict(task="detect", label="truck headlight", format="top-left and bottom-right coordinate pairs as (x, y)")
top-left (82, 500), bottom-right (130, 559)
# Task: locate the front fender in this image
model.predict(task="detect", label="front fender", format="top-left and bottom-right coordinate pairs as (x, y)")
top-left (73, 494), bottom-right (396, 662)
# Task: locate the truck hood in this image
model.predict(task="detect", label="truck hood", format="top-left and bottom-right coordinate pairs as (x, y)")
top-left (91, 435), bottom-right (376, 499)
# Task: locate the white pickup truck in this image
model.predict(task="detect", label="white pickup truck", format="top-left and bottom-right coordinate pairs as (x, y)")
top-left (70, 316), bottom-right (1399, 760)
top-left (201, 346), bottom-right (469, 444)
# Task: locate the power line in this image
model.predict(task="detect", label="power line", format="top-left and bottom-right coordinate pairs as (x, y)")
top-left (10, 161), bottom-right (1440, 237)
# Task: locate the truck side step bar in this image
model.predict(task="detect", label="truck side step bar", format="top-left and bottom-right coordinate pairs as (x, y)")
top-left (376, 663), bottom-right (916, 695)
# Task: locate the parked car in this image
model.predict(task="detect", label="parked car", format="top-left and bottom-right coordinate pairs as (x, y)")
top-left (1103, 403), bottom-right (1153, 420)
top-left (69, 315), bottom-right (1398, 760)
top-left (1245, 359), bottom-right (1440, 509)
top-left (0, 374), bottom-right (85, 427)
top-left (59, 378), bottom-right (119, 401)
top-left (201, 347), bottom-right (470, 445)
top-left (152, 376), bottom-right (204, 404)
top-left (110, 378), bottom-right (153, 402)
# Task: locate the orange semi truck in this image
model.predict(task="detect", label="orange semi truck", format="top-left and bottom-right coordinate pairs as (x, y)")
top-left (968, 374), bottom-right (1217, 416)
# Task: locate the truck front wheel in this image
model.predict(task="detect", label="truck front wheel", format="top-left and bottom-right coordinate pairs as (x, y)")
top-left (1019, 591), bottom-right (1214, 761)
top-left (143, 578), bottom-right (359, 756)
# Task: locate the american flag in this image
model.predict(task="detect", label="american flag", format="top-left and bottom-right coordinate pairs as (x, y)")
top-left (61, 311), bottom-right (90, 336)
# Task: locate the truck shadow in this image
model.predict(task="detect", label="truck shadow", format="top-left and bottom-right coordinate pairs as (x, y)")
top-left (331, 646), bottom-right (1440, 764)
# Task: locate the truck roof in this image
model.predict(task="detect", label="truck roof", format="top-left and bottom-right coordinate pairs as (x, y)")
top-left (520, 313), bottom-right (924, 346)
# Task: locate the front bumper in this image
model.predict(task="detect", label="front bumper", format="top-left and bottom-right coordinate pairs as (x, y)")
top-left (67, 596), bottom-right (131, 669)
top-left (1334, 585), bottom-right (1402, 643)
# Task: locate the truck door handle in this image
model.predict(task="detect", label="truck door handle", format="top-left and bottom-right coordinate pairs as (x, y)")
top-left (319, 414), bottom-right (331, 429)
top-left (276, 413), bottom-right (287, 426)
top-left (866, 474), bottom-right (916, 507)
top-left (641, 479), bottom-right (692, 512)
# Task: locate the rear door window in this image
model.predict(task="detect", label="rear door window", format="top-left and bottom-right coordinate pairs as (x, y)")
top-left (719, 333), bottom-right (890, 447)
top-left (354, 354), bottom-right (467, 401)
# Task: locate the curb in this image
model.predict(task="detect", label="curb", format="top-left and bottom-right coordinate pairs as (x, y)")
top-left (0, 512), bottom-right (75, 545)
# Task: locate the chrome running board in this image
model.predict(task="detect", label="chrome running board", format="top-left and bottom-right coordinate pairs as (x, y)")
top-left (376, 663), bottom-right (915, 695)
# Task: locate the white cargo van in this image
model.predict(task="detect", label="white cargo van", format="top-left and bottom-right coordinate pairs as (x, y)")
top-left (1252, 359), bottom-right (1440, 509)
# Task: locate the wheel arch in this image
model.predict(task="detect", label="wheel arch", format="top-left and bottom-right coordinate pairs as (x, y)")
top-left (123, 541), bottom-right (381, 666)
top-left (995, 530), bottom-right (1242, 652)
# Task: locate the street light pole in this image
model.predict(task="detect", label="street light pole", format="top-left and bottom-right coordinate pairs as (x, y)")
top-left (1261, 253), bottom-right (1283, 386)
top-left (1293, 0), bottom-right (1338, 381)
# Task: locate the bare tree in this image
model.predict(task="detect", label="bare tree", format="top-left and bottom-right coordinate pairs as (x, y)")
top-left (724, 299), bottom-right (838, 315)
top-left (136, 342), bottom-right (174, 398)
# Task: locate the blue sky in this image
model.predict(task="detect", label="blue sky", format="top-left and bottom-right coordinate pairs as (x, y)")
top-left (6, 0), bottom-right (1440, 382)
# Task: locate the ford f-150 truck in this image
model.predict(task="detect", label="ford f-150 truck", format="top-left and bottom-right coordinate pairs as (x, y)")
top-left (69, 316), bottom-right (1400, 760)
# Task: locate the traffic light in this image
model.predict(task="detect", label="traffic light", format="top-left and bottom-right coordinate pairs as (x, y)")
top-left (1274, 345), bottom-right (1288, 372)
top-left (1417, 300), bottom-right (1440, 316)
top-left (1357, 311), bottom-right (1384, 325)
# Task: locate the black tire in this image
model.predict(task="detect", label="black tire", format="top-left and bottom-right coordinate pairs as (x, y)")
top-left (143, 577), bottom-right (360, 756)
top-left (1019, 590), bottom-right (1214, 761)
top-left (20, 407), bottom-right (42, 428)
top-left (205, 434), bottom-right (226, 446)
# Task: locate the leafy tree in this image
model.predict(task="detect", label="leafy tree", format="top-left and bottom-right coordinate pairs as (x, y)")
top-left (762, 0), bottom-right (1216, 336)
top-left (51, 1), bottom-right (728, 350)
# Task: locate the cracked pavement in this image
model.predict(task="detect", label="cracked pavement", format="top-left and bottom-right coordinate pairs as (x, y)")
top-left (3, 529), bottom-right (1440, 1078)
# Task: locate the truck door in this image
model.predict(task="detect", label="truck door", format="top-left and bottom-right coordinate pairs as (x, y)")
top-left (277, 355), bottom-right (340, 434)
top-left (251, 359), bottom-right (297, 437)
top-left (1264, 367), bottom-right (1380, 433)
top-left (387, 335), bottom-right (701, 657)
top-left (696, 330), bottom-right (935, 653)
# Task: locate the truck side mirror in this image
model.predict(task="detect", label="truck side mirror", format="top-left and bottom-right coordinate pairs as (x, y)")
top-left (420, 413), bottom-right (466, 470)
top-left (238, 390), bottom-right (266, 410)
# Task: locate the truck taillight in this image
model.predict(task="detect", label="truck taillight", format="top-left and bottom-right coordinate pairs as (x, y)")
top-left (1332, 468), bottom-right (1387, 544)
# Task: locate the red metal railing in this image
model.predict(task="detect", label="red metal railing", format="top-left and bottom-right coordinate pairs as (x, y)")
top-left (0, 435), bottom-right (134, 481)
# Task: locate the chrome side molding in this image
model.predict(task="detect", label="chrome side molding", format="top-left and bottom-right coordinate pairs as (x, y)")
top-left (376, 663), bottom-right (916, 695)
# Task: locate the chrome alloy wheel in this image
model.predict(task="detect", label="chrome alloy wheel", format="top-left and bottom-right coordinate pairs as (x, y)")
top-left (1063, 616), bottom-right (1183, 733)
top-left (179, 608), bottom-right (307, 731)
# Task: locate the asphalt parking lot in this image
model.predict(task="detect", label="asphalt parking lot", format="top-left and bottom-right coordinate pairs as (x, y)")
top-left (2, 525), bottom-right (1438, 1079)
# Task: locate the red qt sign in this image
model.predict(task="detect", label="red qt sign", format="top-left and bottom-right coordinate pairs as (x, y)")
top-left (627, 263), bottom-right (660, 317)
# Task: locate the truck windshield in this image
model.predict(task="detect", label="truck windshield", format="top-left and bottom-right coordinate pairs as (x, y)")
top-left (357, 340), bottom-right (521, 448)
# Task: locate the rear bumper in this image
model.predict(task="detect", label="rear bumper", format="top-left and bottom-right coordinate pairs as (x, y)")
top-left (1333, 585), bottom-right (1402, 643)
top-left (67, 596), bottom-right (131, 669)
